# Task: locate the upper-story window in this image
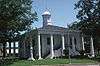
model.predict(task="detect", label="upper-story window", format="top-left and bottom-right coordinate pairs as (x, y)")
top-left (6, 42), bottom-right (9, 48)
top-left (15, 42), bottom-right (19, 47)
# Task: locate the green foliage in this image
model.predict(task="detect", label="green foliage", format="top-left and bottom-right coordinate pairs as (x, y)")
top-left (2, 59), bottom-right (98, 66)
top-left (0, 0), bottom-right (38, 57)
top-left (63, 49), bottom-right (69, 57)
top-left (0, 0), bottom-right (38, 42)
top-left (68, 21), bottom-right (80, 30)
top-left (74, 0), bottom-right (100, 36)
top-left (68, 0), bottom-right (100, 56)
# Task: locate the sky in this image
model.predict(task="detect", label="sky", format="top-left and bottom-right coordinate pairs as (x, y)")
top-left (32, 0), bottom-right (78, 28)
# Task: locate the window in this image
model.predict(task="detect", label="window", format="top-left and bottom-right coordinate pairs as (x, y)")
top-left (6, 49), bottom-right (9, 54)
top-left (47, 37), bottom-right (50, 45)
top-left (11, 49), bottom-right (14, 53)
top-left (6, 42), bottom-right (9, 48)
top-left (15, 42), bottom-right (18, 47)
top-left (15, 49), bottom-right (18, 53)
top-left (11, 42), bottom-right (14, 47)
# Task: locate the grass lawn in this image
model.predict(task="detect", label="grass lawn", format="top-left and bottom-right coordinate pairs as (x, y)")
top-left (2, 58), bottom-right (99, 66)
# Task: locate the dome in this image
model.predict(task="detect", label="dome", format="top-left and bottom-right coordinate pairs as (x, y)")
top-left (42, 11), bottom-right (51, 15)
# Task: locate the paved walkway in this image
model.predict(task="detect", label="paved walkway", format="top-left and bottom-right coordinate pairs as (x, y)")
top-left (35, 64), bottom-right (100, 66)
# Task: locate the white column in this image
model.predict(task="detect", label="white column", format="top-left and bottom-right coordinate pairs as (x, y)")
top-left (90, 36), bottom-right (95, 57)
top-left (62, 35), bottom-right (65, 50)
top-left (28, 38), bottom-right (35, 61)
top-left (72, 37), bottom-right (76, 52)
top-left (28, 46), bottom-right (35, 61)
top-left (82, 36), bottom-right (85, 51)
top-left (50, 34), bottom-right (54, 59)
top-left (38, 34), bottom-right (42, 60)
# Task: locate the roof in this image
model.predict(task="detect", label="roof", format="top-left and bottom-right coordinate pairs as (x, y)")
top-left (36, 25), bottom-right (81, 35)
top-left (38, 25), bottom-right (67, 31)
top-left (42, 11), bottom-right (51, 15)
top-left (37, 25), bottom-right (81, 32)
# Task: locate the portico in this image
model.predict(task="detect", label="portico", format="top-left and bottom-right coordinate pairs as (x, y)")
top-left (37, 26), bottom-right (81, 59)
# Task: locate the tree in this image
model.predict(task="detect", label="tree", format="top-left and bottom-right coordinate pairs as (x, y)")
top-left (0, 0), bottom-right (38, 57)
top-left (75, 0), bottom-right (100, 35)
top-left (71, 0), bottom-right (100, 54)
top-left (67, 21), bottom-right (80, 30)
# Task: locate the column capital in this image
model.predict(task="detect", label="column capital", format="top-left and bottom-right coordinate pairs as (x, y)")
top-left (61, 34), bottom-right (64, 36)
top-left (50, 34), bottom-right (53, 36)
top-left (38, 33), bottom-right (41, 35)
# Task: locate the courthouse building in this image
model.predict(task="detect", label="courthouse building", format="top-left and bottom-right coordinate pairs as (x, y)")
top-left (0, 10), bottom-right (95, 60)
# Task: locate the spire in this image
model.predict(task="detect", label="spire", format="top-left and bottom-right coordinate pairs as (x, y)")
top-left (42, 8), bottom-right (51, 15)
top-left (42, 0), bottom-right (52, 27)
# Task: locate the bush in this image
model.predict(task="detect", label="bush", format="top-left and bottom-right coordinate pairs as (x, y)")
top-left (63, 49), bottom-right (69, 58)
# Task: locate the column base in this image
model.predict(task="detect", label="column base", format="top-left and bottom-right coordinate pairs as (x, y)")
top-left (38, 57), bottom-right (42, 60)
top-left (84, 53), bottom-right (86, 55)
top-left (88, 54), bottom-right (95, 58)
top-left (50, 56), bottom-right (54, 59)
top-left (62, 49), bottom-right (65, 56)
top-left (62, 53), bottom-right (65, 56)
top-left (91, 54), bottom-right (95, 57)
top-left (28, 57), bottom-right (35, 61)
